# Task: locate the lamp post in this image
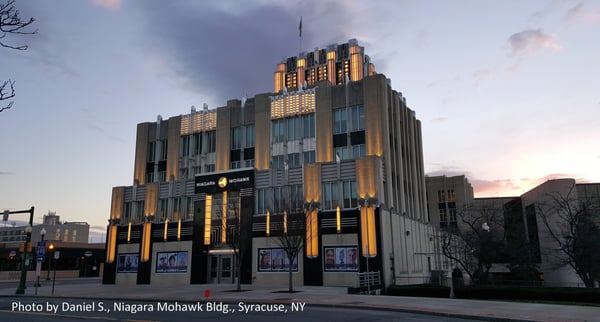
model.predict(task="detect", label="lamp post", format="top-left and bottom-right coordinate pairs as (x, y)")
top-left (35, 228), bottom-right (46, 290)
top-left (16, 225), bottom-right (32, 294)
top-left (46, 243), bottom-right (54, 280)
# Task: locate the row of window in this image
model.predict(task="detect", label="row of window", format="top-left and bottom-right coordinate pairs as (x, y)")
top-left (333, 105), bottom-right (365, 134)
top-left (255, 180), bottom-right (358, 215)
top-left (272, 114), bottom-right (316, 143)
top-left (179, 131), bottom-right (217, 157)
top-left (271, 151), bottom-right (316, 169)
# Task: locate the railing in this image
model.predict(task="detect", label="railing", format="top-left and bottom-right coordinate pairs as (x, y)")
top-left (356, 271), bottom-right (381, 288)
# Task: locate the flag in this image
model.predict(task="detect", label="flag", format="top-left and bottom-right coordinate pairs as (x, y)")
top-left (299, 16), bottom-right (302, 37)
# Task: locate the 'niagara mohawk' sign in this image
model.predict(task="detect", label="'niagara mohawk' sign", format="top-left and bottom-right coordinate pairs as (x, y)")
top-left (194, 169), bottom-right (254, 194)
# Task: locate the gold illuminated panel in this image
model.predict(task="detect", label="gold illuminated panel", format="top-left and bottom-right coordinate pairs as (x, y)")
top-left (110, 187), bottom-right (125, 221)
top-left (127, 222), bottom-right (132, 243)
top-left (180, 110), bottom-right (217, 135)
top-left (141, 222), bottom-right (152, 262)
top-left (283, 210), bottom-right (288, 234)
top-left (327, 51), bottom-right (336, 84)
top-left (336, 206), bottom-right (341, 233)
top-left (177, 218), bottom-right (182, 240)
top-left (356, 157), bottom-right (377, 199)
top-left (106, 225), bottom-right (117, 263)
top-left (270, 88), bottom-right (316, 120)
top-left (305, 209), bottom-right (319, 258)
top-left (204, 195), bottom-right (212, 245)
top-left (221, 191), bottom-right (227, 244)
top-left (163, 218), bottom-right (169, 241)
top-left (360, 206), bottom-right (377, 257)
top-left (144, 183), bottom-right (158, 218)
top-left (350, 45), bottom-right (363, 81)
top-left (303, 163), bottom-right (321, 204)
top-left (266, 211), bottom-right (270, 236)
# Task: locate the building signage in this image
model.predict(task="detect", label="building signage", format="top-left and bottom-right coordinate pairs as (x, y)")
top-left (195, 169), bottom-right (254, 193)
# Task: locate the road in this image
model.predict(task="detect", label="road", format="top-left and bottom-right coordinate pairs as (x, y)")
top-left (0, 297), bottom-right (484, 321)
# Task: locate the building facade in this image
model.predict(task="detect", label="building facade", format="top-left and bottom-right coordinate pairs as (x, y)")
top-left (104, 39), bottom-right (439, 287)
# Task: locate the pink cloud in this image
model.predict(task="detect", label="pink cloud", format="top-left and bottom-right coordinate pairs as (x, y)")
top-left (508, 29), bottom-right (561, 55)
top-left (563, 3), bottom-right (600, 28)
top-left (91, 0), bottom-right (121, 10)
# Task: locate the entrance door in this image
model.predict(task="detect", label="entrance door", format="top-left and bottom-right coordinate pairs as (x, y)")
top-left (208, 255), bottom-right (234, 284)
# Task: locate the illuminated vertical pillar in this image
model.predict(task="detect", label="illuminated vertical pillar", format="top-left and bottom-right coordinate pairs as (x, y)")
top-left (266, 211), bottom-right (270, 236)
top-left (350, 45), bottom-right (363, 81)
top-left (141, 221), bottom-right (152, 262)
top-left (336, 206), bottom-right (341, 233)
top-left (106, 225), bottom-right (117, 263)
top-left (360, 206), bottom-right (377, 257)
top-left (283, 210), bottom-right (288, 234)
top-left (163, 218), bottom-right (169, 241)
top-left (204, 195), bottom-right (213, 245)
top-left (327, 50), bottom-right (336, 85)
top-left (297, 58), bottom-right (306, 88)
top-left (221, 191), bottom-right (227, 244)
top-left (177, 218), bottom-right (182, 241)
top-left (127, 222), bottom-right (132, 243)
top-left (274, 63), bottom-right (285, 92)
top-left (306, 209), bottom-right (319, 258)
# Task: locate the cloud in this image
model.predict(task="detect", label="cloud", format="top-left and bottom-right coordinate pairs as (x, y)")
top-left (508, 29), bottom-right (561, 55)
top-left (91, 0), bottom-right (121, 10)
top-left (135, 2), bottom-right (363, 106)
top-left (563, 2), bottom-right (600, 27)
top-left (0, 171), bottom-right (16, 175)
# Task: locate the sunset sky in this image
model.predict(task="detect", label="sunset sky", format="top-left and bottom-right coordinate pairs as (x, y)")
top-left (1, 0), bottom-right (599, 241)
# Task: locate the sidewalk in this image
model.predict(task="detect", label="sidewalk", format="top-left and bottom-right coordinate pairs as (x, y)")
top-left (1, 278), bottom-right (598, 321)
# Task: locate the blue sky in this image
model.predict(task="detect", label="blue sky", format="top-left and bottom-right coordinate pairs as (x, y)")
top-left (1, 0), bottom-right (599, 242)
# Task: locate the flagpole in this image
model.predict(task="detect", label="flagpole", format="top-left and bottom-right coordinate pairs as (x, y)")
top-left (298, 16), bottom-right (302, 54)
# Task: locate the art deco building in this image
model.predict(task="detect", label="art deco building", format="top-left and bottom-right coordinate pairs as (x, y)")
top-left (104, 39), bottom-right (439, 288)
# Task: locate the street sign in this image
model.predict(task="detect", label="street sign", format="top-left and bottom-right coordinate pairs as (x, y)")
top-left (37, 241), bottom-right (46, 247)
top-left (36, 246), bottom-right (46, 256)
top-left (54, 251), bottom-right (60, 260)
top-left (37, 255), bottom-right (44, 262)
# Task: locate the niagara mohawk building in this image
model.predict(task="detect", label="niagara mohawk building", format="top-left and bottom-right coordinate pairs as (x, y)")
top-left (103, 39), bottom-right (440, 287)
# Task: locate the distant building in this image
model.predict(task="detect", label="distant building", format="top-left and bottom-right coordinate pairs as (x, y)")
top-left (0, 211), bottom-right (90, 244)
top-left (426, 175), bottom-right (600, 287)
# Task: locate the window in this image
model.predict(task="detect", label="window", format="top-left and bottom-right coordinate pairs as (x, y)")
top-left (159, 199), bottom-right (168, 221)
top-left (350, 105), bottom-right (365, 131)
top-left (193, 133), bottom-right (202, 155)
top-left (123, 202), bottom-right (132, 223)
top-left (204, 164), bottom-right (215, 173)
top-left (288, 153), bottom-right (301, 168)
top-left (245, 159), bottom-right (255, 168)
top-left (147, 142), bottom-right (156, 162)
top-left (437, 190), bottom-right (446, 203)
top-left (447, 189), bottom-right (455, 202)
top-left (231, 127), bottom-right (241, 150)
top-left (271, 119), bottom-right (285, 143)
top-left (206, 131), bottom-right (216, 153)
top-left (185, 197), bottom-right (194, 220)
top-left (230, 161), bottom-right (241, 169)
top-left (302, 113), bottom-right (315, 138)
top-left (289, 184), bottom-right (303, 213)
top-left (272, 155), bottom-right (284, 169)
top-left (322, 182), bottom-right (339, 210)
top-left (159, 140), bottom-right (168, 161)
top-left (245, 125), bottom-right (255, 147)
top-left (180, 136), bottom-right (190, 157)
top-left (192, 166), bottom-right (202, 175)
top-left (352, 144), bottom-right (365, 158)
top-left (333, 108), bottom-right (348, 134)
top-left (256, 189), bottom-right (267, 215)
top-left (334, 146), bottom-right (349, 160)
top-left (342, 181), bottom-right (357, 208)
top-left (303, 150), bottom-right (316, 164)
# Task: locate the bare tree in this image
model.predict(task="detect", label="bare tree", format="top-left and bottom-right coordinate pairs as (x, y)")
top-left (272, 210), bottom-right (304, 292)
top-left (1, 0), bottom-right (37, 113)
top-left (225, 198), bottom-right (248, 291)
top-left (440, 202), bottom-right (506, 283)
top-left (535, 185), bottom-right (600, 288)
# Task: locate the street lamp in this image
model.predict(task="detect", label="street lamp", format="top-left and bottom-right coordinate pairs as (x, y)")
top-left (47, 243), bottom-right (54, 280)
top-left (16, 225), bottom-right (32, 294)
top-left (35, 228), bottom-right (46, 289)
